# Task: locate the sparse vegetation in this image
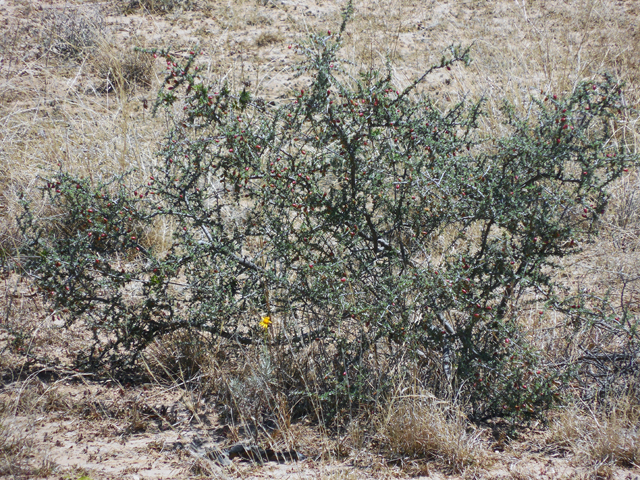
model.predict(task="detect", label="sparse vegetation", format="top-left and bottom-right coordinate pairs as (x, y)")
top-left (1, 0), bottom-right (640, 478)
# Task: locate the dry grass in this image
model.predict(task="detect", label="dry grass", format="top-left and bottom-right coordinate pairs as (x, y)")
top-left (255, 31), bottom-right (284, 48)
top-left (143, 329), bottom-right (219, 385)
top-left (0, 381), bottom-right (61, 478)
top-left (39, 3), bottom-right (105, 60)
top-left (0, 419), bottom-right (36, 478)
top-left (548, 395), bottom-right (640, 468)
top-left (123, 0), bottom-right (199, 15)
top-left (377, 389), bottom-right (485, 473)
top-left (90, 39), bottom-right (156, 95)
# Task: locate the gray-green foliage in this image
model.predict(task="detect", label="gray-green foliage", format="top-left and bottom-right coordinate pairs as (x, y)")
top-left (19, 4), bottom-right (638, 422)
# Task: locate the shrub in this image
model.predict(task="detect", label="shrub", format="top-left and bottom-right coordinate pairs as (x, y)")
top-left (18, 2), bottom-right (638, 422)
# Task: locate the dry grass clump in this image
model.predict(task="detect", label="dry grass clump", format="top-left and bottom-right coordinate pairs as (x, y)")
top-left (377, 390), bottom-right (485, 473)
top-left (211, 347), bottom-right (288, 431)
top-left (91, 41), bottom-right (156, 94)
top-left (255, 31), bottom-right (284, 48)
top-left (143, 329), bottom-right (219, 384)
top-left (39, 4), bottom-right (106, 61)
top-left (317, 472), bottom-right (361, 480)
top-left (2, 381), bottom-right (70, 417)
top-left (0, 406), bottom-right (57, 477)
top-left (548, 395), bottom-right (640, 468)
top-left (246, 12), bottom-right (273, 27)
top-left (123, 0), bottom-right (199, 15)
top-left (607, 170), bottom-right (640, 236)
top-left (145, 332), bottom-right (292, 436)
top-left (0, 0), bottom-right (638, 476)
top-left (0, 420), bottom-right (34, 478)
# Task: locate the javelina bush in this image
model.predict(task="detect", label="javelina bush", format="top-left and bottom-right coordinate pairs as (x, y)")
top-left (19, 3), bottom-right (638, 422)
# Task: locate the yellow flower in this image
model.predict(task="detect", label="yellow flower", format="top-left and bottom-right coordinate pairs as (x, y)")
top-left (259, 316), bottom-right (271, 330)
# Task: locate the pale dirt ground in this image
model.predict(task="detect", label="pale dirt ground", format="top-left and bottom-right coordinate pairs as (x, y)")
top-left (2, 376), bottom-right (639, 479)
top-left (1, 0), bottom-right (640, 478)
